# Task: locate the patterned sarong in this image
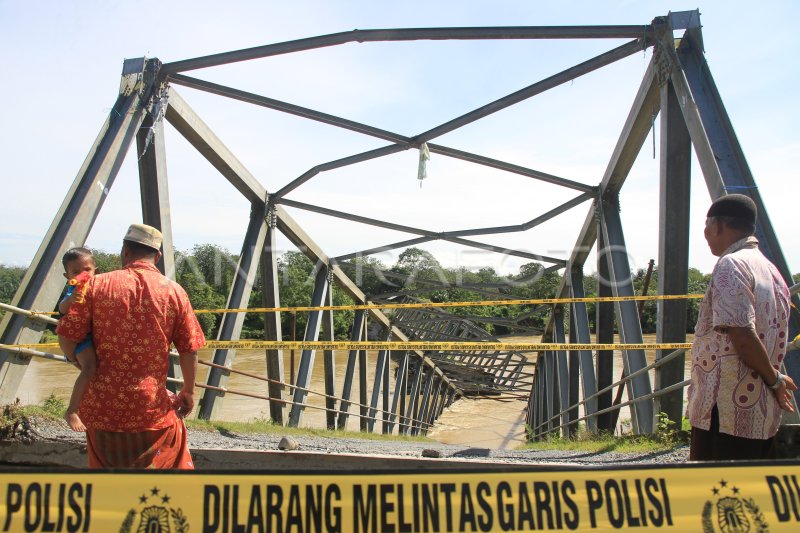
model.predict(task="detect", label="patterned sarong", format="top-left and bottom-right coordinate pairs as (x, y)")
top-left (86, 417), bottom-right (194, 469)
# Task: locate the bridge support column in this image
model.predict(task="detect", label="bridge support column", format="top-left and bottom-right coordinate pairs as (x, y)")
top-left (261, 211), bottom-right (285, 425)
top-left (655, 80), bottom-right (691, 428)
top-left (199, 204), bottom-right (268, 420)
top-left (599, 196), bottom-right (654, 434)
top-left (0, 58), bottom-right (159, 404)
top-left (288, 264), bottom-right (330, 427)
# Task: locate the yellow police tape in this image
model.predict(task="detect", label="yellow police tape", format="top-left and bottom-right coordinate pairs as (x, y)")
top-left (9, 341), bottom-right (694, 352)
top-left (193, 293), bottom-right (706, 314)
top-left (29, 293), bottom-right (705, 317)
top-left (2, 464), bottom-right (799, 532)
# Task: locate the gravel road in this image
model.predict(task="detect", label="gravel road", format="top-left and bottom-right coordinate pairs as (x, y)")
top-left (8, 413), bottom-right (690, 467)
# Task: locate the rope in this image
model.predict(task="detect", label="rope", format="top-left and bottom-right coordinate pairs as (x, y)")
top-left (3, 343), bottom-right (437, 430)
top-left (6, 340), bottom-right (695, 352)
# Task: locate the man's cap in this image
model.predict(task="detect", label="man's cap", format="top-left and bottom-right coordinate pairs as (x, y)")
top-left (124, 223), bottom-right (163, 251)
top-left (707, 194), bottom-right (757, 225)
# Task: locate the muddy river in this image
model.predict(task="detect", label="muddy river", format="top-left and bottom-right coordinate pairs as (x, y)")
top-left (16, 335), bottom-right (692, 450)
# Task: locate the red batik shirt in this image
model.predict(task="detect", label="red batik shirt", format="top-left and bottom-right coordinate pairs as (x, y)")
top-left (57, 260), bottom-right (205, 432)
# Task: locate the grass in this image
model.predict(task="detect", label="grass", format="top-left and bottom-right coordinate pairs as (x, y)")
top-left (521, 431), bottom-right (687, 454)
top-left (521, 417), bottom-right (691, 454)
top-left (185, 417), bottom-right (433, 443)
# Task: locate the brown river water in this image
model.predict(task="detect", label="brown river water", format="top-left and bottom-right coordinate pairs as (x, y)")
top-left (16, 335), bottom-right (692, 450)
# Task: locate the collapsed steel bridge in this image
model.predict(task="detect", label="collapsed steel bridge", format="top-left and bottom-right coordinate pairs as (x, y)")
top-left (1, 10), bottom-right (798, 437)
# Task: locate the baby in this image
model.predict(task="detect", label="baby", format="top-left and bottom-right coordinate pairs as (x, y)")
top-left (58, 247), bottom-right (97, 432)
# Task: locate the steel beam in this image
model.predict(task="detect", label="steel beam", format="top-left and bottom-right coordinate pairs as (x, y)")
top-left (542, 351), bottom-right (553, 433)
top-left (336, 309), bottom-right (366, 429)
top-left (198, 204), bottom-right (268, 419)
top-left (442, 191), bottom-right (595, 237)
top-left (553, 309), bottom-right (571, 437)
top-left (415, 369), bottom-right (435, 436)
top-left (567, 311), bottom-right (581, 437)
top-left (165, 76), bottom-right (594, 195)
top-left (385, 351), bottom-right (409, 434)
top-left (162, 26), bottom-right (653, 74)
top-left (359, 320), bottom-right (369, 431)
top-left (136, 117), bottom-right (176, 279)
top-left (278, 198), bottom-right (566, 264)
top-left (261, 214), bottom-right (285, 424)
top-left (274, 144), bottom-right (409, 199)
top-left (654, 80), bottom-right (691, 427)
top-left (322, 285), bottom-right (337, 429)
top-left (136, 107), bottom-right (181, 390)
top-left (382, 347), bottom-right (390, 433)
top-left (367, 331), bottom-right (391, 433)
top-left (0, 58), bottom-right (158, 404)
top-left (569, 269), bottom-right (598, 432)
top-left (428, 144), bottom-right (594, 192)
top-left (165, 88), bottom-right (266, 204)
top-left (168, 74), bottom-right (411, 145)
top-left (288, 264), bottom-right (329, 427)
top-left (404, 361), bottom-right (424, 435)
top-left (595, 230), bottom-right (615, 431)
top-left (334, 237), bottom-right (433, 262)
top-left (598, 197), bottom-right (654, 433)
top-left (416, 39), bottom-right (647, 143)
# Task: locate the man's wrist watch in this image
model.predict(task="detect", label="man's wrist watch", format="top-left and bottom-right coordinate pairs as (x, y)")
top-left (768, 371), bottom-right (784, 391)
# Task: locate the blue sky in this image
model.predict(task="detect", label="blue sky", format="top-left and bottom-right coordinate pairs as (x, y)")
top-left (1, 0), bottom-right (798, 278)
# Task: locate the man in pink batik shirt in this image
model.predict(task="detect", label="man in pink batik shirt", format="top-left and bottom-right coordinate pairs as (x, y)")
top-left (687, 194), bottom-right (796, 460)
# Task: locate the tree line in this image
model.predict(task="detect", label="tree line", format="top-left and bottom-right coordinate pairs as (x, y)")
top-left (3, 245), bottom-right (794, 340)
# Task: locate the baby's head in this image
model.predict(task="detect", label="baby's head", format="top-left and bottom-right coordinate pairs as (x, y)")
top-left (61, 247), bottom-right (96, 280)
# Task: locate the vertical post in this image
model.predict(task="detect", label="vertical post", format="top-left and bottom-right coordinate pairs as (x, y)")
top-left (322, 284), bottom-right (337, 430)
top-left (595, 230), bottom-right (615, 431)
top-left (136, 116), bottom-right (175, 279)
top-left (599, 197), bottom-right (654, 434)
top-left (404, 357), bottom-right (424, 435)
top-left (568, 311), bottom-right (581, 435)
top-left (655, 80), bottom-right (691, 427)
top-left (261, 209), bottom-right (285, 424)
top-left (569, 269), bottom-right (599, 432)
top-left (367, 330), bottom-right (390, 433)
top-left (415, 368), bottom-right (435, 436)
top-left (385, 351), bottom-right (409, 434)
top-left (553, 309), bottom-right (571, 437)
top-left (382, 348), bottom-right (390, 434)
top-left (0, 58), bottom-right (158, 404)
top-left (527, 367), bottom-right (538, 439)
top-left (358, 318), bottom-right (368, 431)
top-left (337, 309), bottom-right (366, 429)
top-left (424, 376), bottom-right (443, 433)
top-left (542, 352), bottom-right (554, 434)
top-left (199, 204), bottom-right (268, 419)
top-left (287, 263), bottom-right (329, 427)
top-left (136, 87), bottom-right (179, 390)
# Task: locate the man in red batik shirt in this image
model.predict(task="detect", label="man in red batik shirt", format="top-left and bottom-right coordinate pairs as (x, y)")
top-left (57, 223), bottom-right (206, 468)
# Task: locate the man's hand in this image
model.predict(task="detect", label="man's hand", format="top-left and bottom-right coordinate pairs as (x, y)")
top-left (773, 374), bottom-right (798, 412)
top-left (174, 389), bottom-right (195, 418)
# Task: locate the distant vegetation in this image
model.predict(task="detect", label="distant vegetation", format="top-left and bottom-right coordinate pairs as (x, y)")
top-left (7, 244), bottom-right (789, 340)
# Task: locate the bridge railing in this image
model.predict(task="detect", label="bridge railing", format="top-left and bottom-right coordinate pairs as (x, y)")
top-left (526, 346), bottom-right (689, 440)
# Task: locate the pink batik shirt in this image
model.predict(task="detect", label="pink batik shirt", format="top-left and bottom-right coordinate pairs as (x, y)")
top-left (687, 236), bottom-right (790, 440)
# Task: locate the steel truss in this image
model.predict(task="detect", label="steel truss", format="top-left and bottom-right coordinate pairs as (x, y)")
top-left (1, 11), bottom-right (797, 439)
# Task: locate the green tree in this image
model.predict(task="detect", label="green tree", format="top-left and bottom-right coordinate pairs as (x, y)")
top-left (89, 249), bottom-right (120, 274)
top-left (686, 267), bottom-right (710, 331)
top-left (0, 265), bottom-right (26, 320)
